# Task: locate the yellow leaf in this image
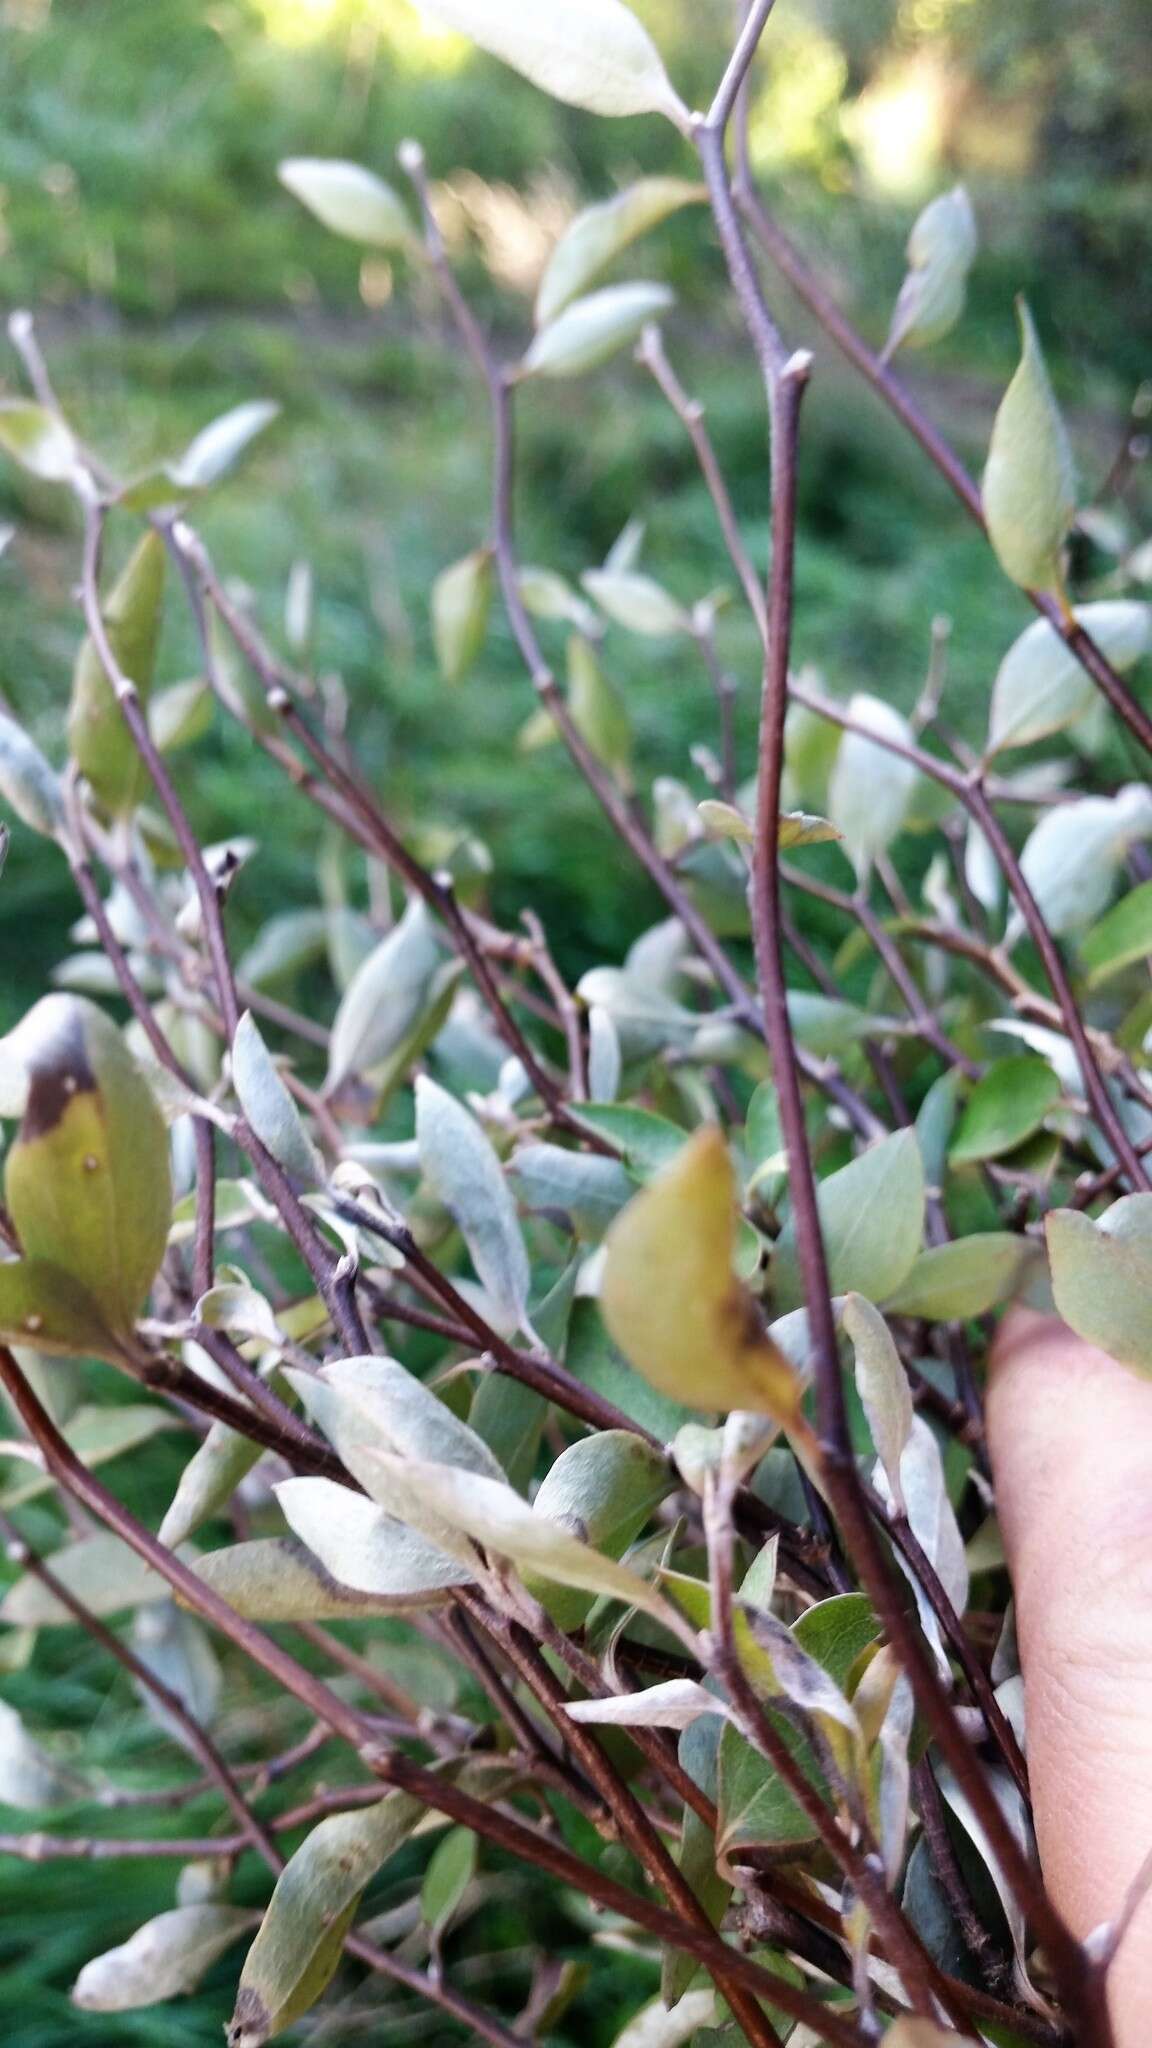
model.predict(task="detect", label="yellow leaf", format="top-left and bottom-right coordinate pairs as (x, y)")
top-left (600, 1127), bottom-right (799, 1418)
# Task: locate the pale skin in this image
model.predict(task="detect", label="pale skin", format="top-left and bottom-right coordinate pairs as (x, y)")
top-left (988, 1311), bottom-right (1152, 2045)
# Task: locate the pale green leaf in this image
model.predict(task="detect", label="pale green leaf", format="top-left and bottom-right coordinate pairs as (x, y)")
top-left (0, 400), bottom-right (77, 481)
top-left (827, 694), bottom-right (919, 877)
top-left (581, 567), bottom-right (690, 636)
top-left (884, 1234), bottom-right (1035, 1320)
top-left (0, 710), bottom-right (64, 837)
top-left (885, 185), bottom-right (977, 356)
top-left (190, 1536), bottom-right (456, 1621)
top-left (1046, 1196), bottom-right (1152, 1374)
top-left (982, 299), bottom-right (1076, 593)
top-left (536, 177), bottom-right (704, 325)
top-left (774, 1129), bottom-right (925, 1311)
top-left (416, 1075), bottom-right (531, 1335)
top-left (431, 548), bottom-right (492, 684)
top-left (171, 401), bottom-right (280, 490)
top-left (275, 1475), bottom-right (471, 1599)
top-left (522, 282), bottom-right (674, 379)
top-left (232, 1011), bottom-right (323, 1187)
top-left (1080, 879), bottom-right (1152, 988)
top-left (842, 1293), bottom-right (912, 1510)
top-left (325, 899), bottom-right (442, 1092)
top-left (949, 1055), bottom-right (1061, 1164)
top-left (988, 601), bottom-right (1152, 753)
top-left (278, 157), bottom-right (416, 249)
top-left (417, 0), bottom-right (686, 122)
top-left (73, 1906), bottom-right (255, 2012)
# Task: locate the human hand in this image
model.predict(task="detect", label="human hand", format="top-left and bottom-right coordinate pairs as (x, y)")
top-left (988, 1310), bottom-right (1152, 2045)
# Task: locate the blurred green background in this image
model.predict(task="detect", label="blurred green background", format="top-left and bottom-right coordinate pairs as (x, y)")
top-left (0, 1), bottom-right (1150, 2040)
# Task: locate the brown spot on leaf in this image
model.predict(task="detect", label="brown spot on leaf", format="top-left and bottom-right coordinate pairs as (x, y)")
top-left (20, 1006), bottom-right (96, 1142)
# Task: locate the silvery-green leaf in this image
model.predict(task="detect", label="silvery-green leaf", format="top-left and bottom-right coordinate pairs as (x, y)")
top-left (536, 177), bottom-right (704, 325)
top-left (73, 1906), bottom-right (255, 2013)
top-left (1046, 1195), bottom-right (1152, 1373)
top-left (287, 1355), bottom-right (506, 1517)
top-left (884, 1234), bottom-right (1035, 1320)
top-left (326, 899), bottom-right (442, 1091)
top-left (229, 1791), bottom-right (423, 2045)
top-left (507, 1142), bottom-right (634, 1239)
top-left (885, 185), bottom-right (977, 357)
top-left (743, 1606), bottom-right (861, 1739)
top-left (564, 1680), bottom-right (723, 1729)
top-left (232, 1012), bottom-right (323, 1187)
top-left (0, 709), bottom-right (64, 836)
top-left (1017, 787), bottom-right (1152, 937)
top-left (431, 547), bottom-right (492, 684)
top-left (150, 676), bottom-right (212, 753)
top-left (524, 1426), bottom-right (672, 1626)
top-left (238, 910), bottom-right (330, 990)
top-left (581, 567), bottom-right (690, 636)
top-left (773, 1129), bottom-right (925, 1312)
top-left (516, 564), bottom-right (599, 634)
top-left (275, 1475), bottom-right (471, 1598)
top-left (982, 299), bottom-right (1076, 593)
top-left (197, 1282), bottom-right (281, 1349)
top-left (190, 1535), bottom-right (455, 1621)
top-left (417, 0), bottom-right (686, 122)
top-left (987, 601), bottom-right (1152, 753)
top-left (587, 1004), bottom-right (622, 1102)
top-left (575, 967), bottom-right (697, 1058)
top-left (522, 282), bottom-right (675, 380)
top-left (877, 1417), bottom-right (967, 1678)
top-left (964, 817), bottom-right (1001, 915)
top-left (357, 1448), bottom-right (683, 1630)
top-left (0, 1699), bottom-right (87, 1809)
top-left (786, 990), bottom-right (886, 1059)
top-left (841, 1293), bottom-right (912, 1511)
top-left (0, 1401), bottom-right (178, 1510)
top-left (132, 1601), bottom-right (222, 1741)
top-left (159, 1421), bottom-right (264, 1548)
top-left (0, 400), bottom-right (78, 481)
top-left (278, 157), bottom-right (416, 249)
top-left (0, 1532), bottom-right (178, 1625)
top-left (416, 1075), bottom-right (531, 1334)
top-left (827, 693), bottom-right (919, 877)
top-left (170, 402), bottom-right (280, 491)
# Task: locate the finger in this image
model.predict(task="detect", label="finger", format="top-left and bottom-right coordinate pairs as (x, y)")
top-left (988, 1309), bottom-right (1152, 2047)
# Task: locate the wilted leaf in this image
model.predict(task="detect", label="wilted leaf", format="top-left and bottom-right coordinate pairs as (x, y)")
top-left (275, 1475), bottom-right (471, 1600)
top-left (325, 899), bottom-right (442, 1092)
top-left (885, 186), bottom-right (977, 357)
top-left (774, 1129), bottom-right (925, 1312)
top-left (827, 694), bottom-right (919, 877)
top-left (418, 0), bottom-right (686, 122)
top-left (0, 709), bottom-right (64, 838)
top-left (0, 401), bottom-right (77, 481)
top-left (536, 177), bottom-right (704, 326)
top-left (987, 601), bottom-right (1152, 753)
top-left (522, 282), bottom-right (675, 380)
top-left (1046, 1195), bottom-right (1152, 1373)
top-left (949, 1055), bottom-right (1061, 1164)
top-left (1, 995), bottom-right (172, 1354)
top-left (279, 157), bottom-right (416, 249)
top-left (581, 567), bottom-right (690, 636)
top-left (416, 1075), bottom-right (531, 1335)
top-left (431, 548), bottom-right (492, 684)
top-left (229, 1791), bottom-right (423, 2045)
top-left (884, 1233), bottom-right (1035, 1320)
top-left (1080, 879), bottom-right (1152, 988)
top-left (600, 1127), bottom-right (800, 1418)
top-left (73, 1905), bottom-right (255, 2012)
top-left (68, 530), bottom-right (166, 815)
top-left (232, 1011), bottom-right (323, 1187)
top-left (842, 1293), bottom-right (912, 1510)
top-left (982, 299), bottom-right (1076, 593)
